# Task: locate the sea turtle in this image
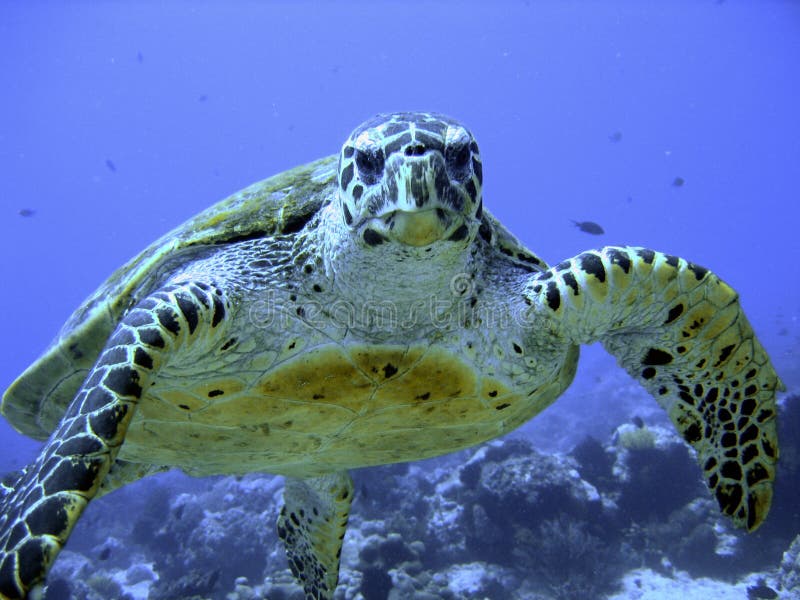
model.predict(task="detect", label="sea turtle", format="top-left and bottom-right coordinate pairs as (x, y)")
top-left (0, 112), bottom-right (783, 599)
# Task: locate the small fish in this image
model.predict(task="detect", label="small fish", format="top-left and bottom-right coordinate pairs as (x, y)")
top-left (672, 176), bottom-right (685, 187)
top-left (98, 546), bottom-right (111, 561)
top-left (105, 159), bottom-right (117, 173)
top-left (631, 415), bottom-right (645, 429)
top-left (198, 94), bottom-right (208, 103)
top-left (608, 131), bottom-right (623, 143)
top-left (18, 208), bottom-right (36, 217)
top-left (136, 51), bottom-right (144, 63)
top-left (571, 220), bottom-right (605, 235)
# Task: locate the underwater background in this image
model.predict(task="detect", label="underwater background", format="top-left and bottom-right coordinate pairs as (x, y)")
top-left (1, 2), bottom-right (799, 599)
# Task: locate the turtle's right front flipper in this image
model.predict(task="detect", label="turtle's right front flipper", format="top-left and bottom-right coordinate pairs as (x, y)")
top-left (0, 282), bottom-right (229, 599)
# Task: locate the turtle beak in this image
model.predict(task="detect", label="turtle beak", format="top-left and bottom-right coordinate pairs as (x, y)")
top-left (357, 153), bottom-right (474, 247)
top-left (360, 207), bottom-right (467, 247)
top-left (384, 209), bottom-right (453, 246)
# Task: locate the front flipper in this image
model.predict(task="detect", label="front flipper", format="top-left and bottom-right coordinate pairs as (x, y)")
top-left (0, 282), bottom-right (229, 599)
top-left (526, 246), bottom-right (782, 531)
top-left (278, 472), bottom-right (353, 600)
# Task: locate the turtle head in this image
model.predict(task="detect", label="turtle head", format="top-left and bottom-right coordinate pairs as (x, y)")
top-left (337, 112), bottom-right (483, 247)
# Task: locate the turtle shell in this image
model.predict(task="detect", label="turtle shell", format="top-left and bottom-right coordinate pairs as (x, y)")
top-left (2, 155), bottom-right (339, 440)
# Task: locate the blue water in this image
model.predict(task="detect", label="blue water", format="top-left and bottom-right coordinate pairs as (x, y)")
top-left (1, 0), bottom-right (798, 551)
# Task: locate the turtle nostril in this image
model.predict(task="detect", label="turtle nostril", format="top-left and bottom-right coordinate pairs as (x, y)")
top-left (404, 144), bottom-right (426, 157)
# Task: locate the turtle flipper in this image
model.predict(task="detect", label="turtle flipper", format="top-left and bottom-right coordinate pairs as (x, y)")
top-left (278, 472), bottom-right (353, 600)
top-left (526, 246), bottom-right (782, 531)
top-left (0, 282), bottom-right (229, 599)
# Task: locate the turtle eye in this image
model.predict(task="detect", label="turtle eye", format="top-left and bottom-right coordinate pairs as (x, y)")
top-left (445, 141), bottom-right (472, 181)
top-left (355, 147), bottom-right (385, 185)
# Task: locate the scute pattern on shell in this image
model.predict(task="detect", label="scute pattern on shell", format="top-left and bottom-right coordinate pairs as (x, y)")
top-left (1, 156), bottom-right (339, 440)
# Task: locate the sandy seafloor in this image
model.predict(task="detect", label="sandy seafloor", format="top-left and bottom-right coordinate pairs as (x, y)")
top-left (1, 2), bottom-right (799, 599)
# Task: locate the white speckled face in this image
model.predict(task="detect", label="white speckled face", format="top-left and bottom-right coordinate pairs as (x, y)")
top-left (337, 112), bottom-right (483, 248)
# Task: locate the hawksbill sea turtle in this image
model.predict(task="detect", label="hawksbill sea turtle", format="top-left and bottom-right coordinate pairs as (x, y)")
top-left (0, 112), bottom-right (783, 599)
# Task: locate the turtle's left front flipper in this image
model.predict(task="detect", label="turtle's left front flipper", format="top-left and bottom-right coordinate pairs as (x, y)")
top-left (278, 472), bottom-right (353, 600)
top-left (0, 282), bottom-right (229, 599)
top-left (526, 246), bottom-right (782, 531)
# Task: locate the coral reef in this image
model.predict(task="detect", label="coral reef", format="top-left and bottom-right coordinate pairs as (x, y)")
top-left (777, 534), bottom-right (800, 596)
